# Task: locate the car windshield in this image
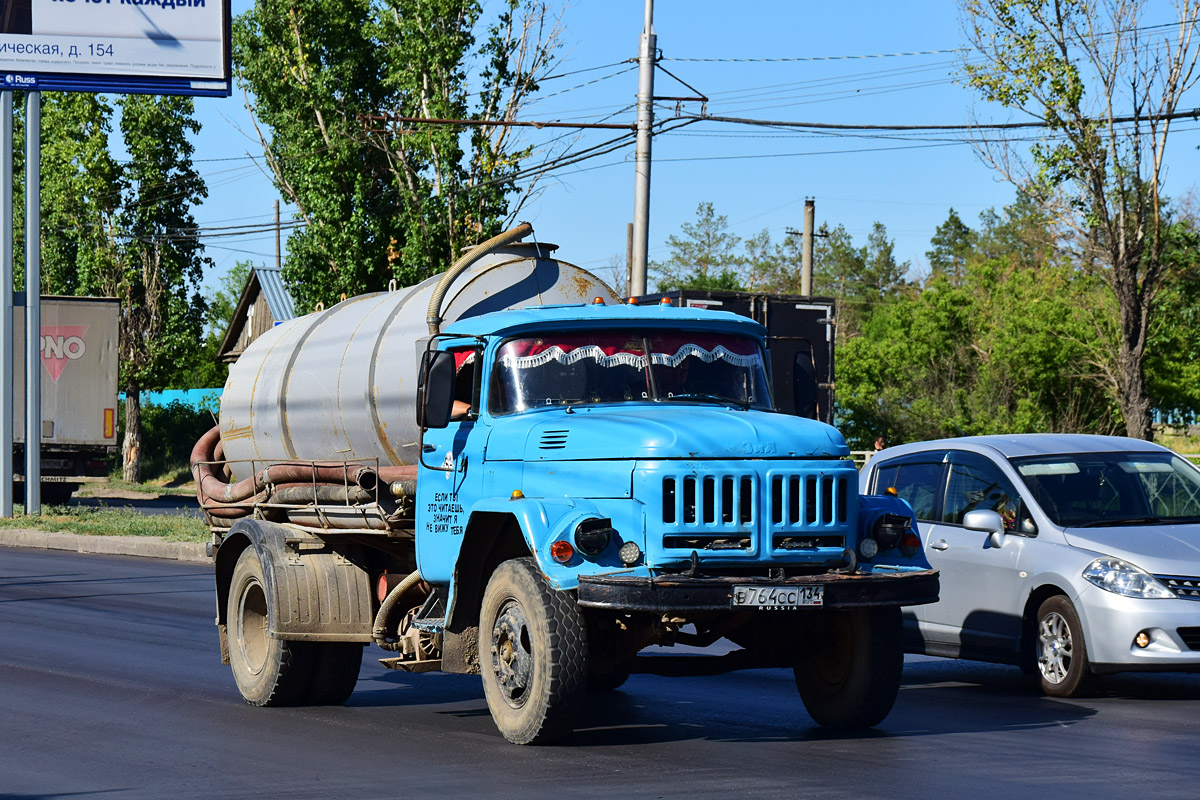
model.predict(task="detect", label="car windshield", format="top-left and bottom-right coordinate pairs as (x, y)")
top-left (488, 330), bottom-right (772, 415)
top-left (1010, 451), bottom-right (1200, 527)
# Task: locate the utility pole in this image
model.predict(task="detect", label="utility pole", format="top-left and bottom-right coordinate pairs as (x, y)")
top-left (274, 199), bottom-right (281, 270)
top-left (801, 198), bottom-right (815, 297)
top-left (630, 0), bottom-right (655, 296)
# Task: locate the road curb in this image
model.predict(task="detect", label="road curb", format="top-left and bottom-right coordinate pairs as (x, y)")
top-left (0, 529), bottom-right (208, 563)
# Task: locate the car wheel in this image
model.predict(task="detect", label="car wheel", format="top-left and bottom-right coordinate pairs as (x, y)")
top-left (1035, 596), bottom-right (1095, 697)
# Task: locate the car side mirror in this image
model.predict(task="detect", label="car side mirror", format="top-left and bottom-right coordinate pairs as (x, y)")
top-left (962, 509), bottom-right (1006, 548)
top-left (417, 350), bottom-right (456, 429)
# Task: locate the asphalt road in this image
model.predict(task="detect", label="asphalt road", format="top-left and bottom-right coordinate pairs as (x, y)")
top-left (3, 548), bottom-right (1200, 800)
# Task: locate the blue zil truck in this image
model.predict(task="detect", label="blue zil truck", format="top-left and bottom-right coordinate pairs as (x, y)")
top-left (194, 226), bottom-right (937, 744)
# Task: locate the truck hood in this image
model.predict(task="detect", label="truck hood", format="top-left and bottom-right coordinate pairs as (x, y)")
top-left (487, 406), bottom-right (849, 462)
top-left (1063, 524), bottom-right (1200, 575)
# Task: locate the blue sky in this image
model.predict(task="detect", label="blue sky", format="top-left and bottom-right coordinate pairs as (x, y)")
top-left (188, 0), bottom-right (1200, 294)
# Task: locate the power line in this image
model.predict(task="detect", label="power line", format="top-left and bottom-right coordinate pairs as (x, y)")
top-left (675, 108), bottom-right (1200, 132)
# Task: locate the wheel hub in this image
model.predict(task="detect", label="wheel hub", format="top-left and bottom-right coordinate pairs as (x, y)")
top-left (1037, 611), bottom-right (1073, 684)
top-left (491, 600), bottom-right (533, 707)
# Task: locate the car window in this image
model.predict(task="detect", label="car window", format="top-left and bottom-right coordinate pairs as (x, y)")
top-left (1012, 451), bottom-right (1200, 526)
top-left (873, 458), bottom-right (945, 521)
top-left (942, 452), bottom-right (1027, 532)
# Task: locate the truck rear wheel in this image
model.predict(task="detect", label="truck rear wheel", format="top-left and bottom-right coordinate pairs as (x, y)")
top-left (794, 607), bottom-right (903, 730)
top-left (479, 557), bottom-right (587, 744)
top-left (228, 547), bottom-right (316, 706)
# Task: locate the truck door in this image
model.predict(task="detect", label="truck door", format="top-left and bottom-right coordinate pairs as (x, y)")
top-left (415, 347), bottom-right (490, 584)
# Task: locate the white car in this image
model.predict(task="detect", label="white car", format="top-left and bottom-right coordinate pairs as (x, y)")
top-left (859, 434), bottom-right (1200, 696)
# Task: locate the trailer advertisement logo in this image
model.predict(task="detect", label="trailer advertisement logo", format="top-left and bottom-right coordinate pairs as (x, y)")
top-left (41, 325), bottom-right (89, 382)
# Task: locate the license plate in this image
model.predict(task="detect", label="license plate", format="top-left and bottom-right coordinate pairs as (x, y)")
top-left (732, 585), bottom-right (823, 609)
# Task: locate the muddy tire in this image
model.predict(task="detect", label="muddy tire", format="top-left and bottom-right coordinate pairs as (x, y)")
top-left (305, 643), bottom-right (364, 706)
top-left (479, 558), bottom-right (587, 744)
top-left (794, 607), bottom-right (903, 730)
top-left (227, 547), bottom-right (316, 706)
top-left (1035, 596), bottom-right (1094, 698)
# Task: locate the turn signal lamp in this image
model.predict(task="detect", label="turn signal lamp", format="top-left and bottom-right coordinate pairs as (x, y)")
top-left (899, 532), bottom-right (922, 558)
top-left (550, 540), bottom-right (574, 564)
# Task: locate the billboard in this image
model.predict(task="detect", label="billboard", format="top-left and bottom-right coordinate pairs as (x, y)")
top-left (0, 0), bottom-right (230, 97)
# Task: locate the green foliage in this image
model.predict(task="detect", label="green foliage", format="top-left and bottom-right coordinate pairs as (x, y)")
top-left (926, 208), bottom-right (975, 285)
top-left (113, 399), bottom-right (218, 482)
top-left (652, 202), bottom-right (746, 291)
top-left (836, 198), bottom-right (1125, 448)
top-left (173, 262), bottom-right (252, 390)
top-left (234, 0), bottom-right (558, 312)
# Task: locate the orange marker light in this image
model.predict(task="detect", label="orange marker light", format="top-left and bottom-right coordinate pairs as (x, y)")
top-left (103, 408), bottom-right (115, 439)
top-left (628, 296), bottom-right (639, 305)
top-left (592, 296), bottom-right (605, 305)
top-left (660, 297), bottom-right (672, 306)
top-left (550, 540), bottom-right (574, 564)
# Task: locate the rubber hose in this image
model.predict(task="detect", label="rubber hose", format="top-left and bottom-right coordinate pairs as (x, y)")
top-left (372, 569), bottom-right (425, 651)
top-left (426, 222), bottom-right (533, 335)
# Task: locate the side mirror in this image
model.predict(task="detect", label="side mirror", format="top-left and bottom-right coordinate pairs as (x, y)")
top-left (417, 350), bottom-right (456, 429)
top-left (962, 509), bottom-right (1006, 548)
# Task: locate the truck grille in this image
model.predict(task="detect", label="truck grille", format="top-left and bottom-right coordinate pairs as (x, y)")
top-left (1178, 627), bottom-right (1200, 650)
top-left (769, 474), bottom-right (848, 526)
top-left (1155, 575), bottom-right (1200, 601)
top-left (659, 469), bottom-right (852, 555)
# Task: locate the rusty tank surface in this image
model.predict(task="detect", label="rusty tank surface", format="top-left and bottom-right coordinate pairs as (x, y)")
top-left (217, 236), bottom-right (619, 479)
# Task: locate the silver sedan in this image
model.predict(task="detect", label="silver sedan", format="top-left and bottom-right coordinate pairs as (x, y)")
top-left (860, 434), bottom-right (1200, 696)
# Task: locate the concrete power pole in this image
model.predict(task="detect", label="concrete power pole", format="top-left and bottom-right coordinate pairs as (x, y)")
top-left (801, 198), bottom-right (815, 297)
top-left (630, 0), bottom-right (655, 296)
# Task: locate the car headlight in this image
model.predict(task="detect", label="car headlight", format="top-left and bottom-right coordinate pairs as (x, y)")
top-left (1082, 557), bottom-right (1174, 599)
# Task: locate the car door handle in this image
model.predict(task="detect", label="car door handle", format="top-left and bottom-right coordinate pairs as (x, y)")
top-left (930, 539), bottom-right (949, 551)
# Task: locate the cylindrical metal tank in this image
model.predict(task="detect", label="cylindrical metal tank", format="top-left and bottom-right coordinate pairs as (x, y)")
top-left (219, 241), bottom-right (619, 478)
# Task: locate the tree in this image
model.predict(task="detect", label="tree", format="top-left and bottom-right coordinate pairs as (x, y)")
top-left (37, 93), bottom-right (209, 482)
top-left (174, 262), bottom-right (253, 391)
top-left (810, 221), bottom-right (909, 343)
top-left (652, 202), bottom-right (746, 291)
top-left (233, 0), bottom-right (562, 312)
top-left (926, 208), bottom-right (976, 285)
top-left (961, 0), bottom-right (1200, 439)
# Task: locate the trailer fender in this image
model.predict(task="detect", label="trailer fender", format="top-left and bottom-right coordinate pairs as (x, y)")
top-left (213, 519), bottom-right (374, 665)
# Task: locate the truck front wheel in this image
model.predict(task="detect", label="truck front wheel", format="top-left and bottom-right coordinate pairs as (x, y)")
top-left (479, 558), bottom-right (587, 744)
top-left (794, 606), bottom-right (903, 730)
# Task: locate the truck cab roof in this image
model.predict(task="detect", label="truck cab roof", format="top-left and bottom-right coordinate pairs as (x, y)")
top-left (441, 302), bottom-right (769, 340)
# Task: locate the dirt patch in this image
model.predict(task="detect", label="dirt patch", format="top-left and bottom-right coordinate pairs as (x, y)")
top-left (83, 488), bottom-right (160, 501)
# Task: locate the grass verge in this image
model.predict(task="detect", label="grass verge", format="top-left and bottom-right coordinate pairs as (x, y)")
top-left (0, 507), bottom-right (209, 543)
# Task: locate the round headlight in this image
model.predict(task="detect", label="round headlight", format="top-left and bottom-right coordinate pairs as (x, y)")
top-left (618, 540), bottom-right (642, 566)
top-left (873, 513), bottom-right (910, 550)
top-left (574, 518), bottom-right (614, 557)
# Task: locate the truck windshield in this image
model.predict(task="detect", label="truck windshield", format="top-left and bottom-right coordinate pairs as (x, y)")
top-left (488, 331), bottom-right (772, 415)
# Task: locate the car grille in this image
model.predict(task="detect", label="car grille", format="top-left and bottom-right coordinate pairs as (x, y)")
top-left (1177, 627), bottom-right (1200, 651)
top-left (1155, 575), bottom-right (1200, 601)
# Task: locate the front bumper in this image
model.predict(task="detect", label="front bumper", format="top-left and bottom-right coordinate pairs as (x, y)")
top-left (1076, 584), bottom-right (1200, 672)
top-left (577, 569), bottom-right (939, 613)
